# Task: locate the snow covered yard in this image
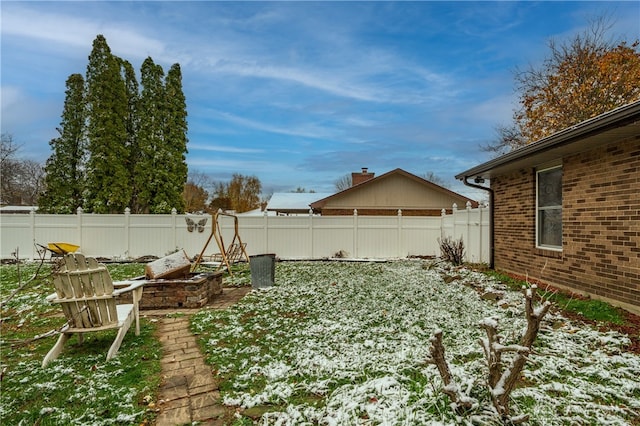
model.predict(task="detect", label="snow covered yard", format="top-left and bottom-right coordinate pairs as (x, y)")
top-left (191, 260), bottom-right (640, 425)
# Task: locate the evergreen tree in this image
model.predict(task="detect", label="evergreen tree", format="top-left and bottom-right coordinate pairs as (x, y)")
top-left (134, 57), bottom-right (166, 213)
top-left (39, 74), bottom-right (86, 213)
top-left (163, 63), bottom-right (189, 213)
top-left (41, 35), bottom-right (189, 213)
top-left (120, 59), bottom-right (139, 196)
top-left (84, 35), bottom-right (131, 213)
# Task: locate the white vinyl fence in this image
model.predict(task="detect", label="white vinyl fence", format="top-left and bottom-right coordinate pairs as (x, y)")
top-left (0, 203), bottom-right (489, 263)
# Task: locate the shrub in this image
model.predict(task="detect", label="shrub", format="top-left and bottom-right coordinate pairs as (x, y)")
top-left (438, 236), bottom-right (465, 265)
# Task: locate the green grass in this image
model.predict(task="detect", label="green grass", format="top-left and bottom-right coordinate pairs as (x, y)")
top-left (195, 261), bottom-right (252, 287)
top-left (1, 261), bottom-right (161, 425)
top-left (482, 269), bottom-right (626, 325)
top-left (2, 259), bottom-right (636, 425)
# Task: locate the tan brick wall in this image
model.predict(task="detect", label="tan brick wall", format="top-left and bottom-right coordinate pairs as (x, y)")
top-left (491, 136), bottom-right (640, 314)
top-left (320, 208), bottom-right (446, 216)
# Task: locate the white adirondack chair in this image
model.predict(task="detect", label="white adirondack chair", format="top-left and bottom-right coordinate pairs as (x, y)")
top-left (42, 253), bottom-right (144, 367)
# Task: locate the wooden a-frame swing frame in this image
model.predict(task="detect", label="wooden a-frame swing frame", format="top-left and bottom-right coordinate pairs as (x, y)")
top-left (192, 210), bottom-right (250, 275)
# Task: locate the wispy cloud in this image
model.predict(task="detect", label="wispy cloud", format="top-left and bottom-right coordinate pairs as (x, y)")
top-left (203, 50), bottom-right (454, 106)
top-left (188, 157), bottom-right (296, 177)
top-left (205, 109), bottom-right (336, 140)
top-left (1, 4), bottom-right (166, 61)
top-left (2, 1), bottom-right (637, 198)
top-left (4, 3), bottom-right (454, 106)
top-left (189, 144), bottom-right (263, 154)
top-left (213, 62), bottom-right (383, 103)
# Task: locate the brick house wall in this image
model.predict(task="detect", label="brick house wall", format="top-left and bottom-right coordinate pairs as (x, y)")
top-left (319, 208), bottom-right (448, 216)
top-left (491, 135), bottom-right (640, 314)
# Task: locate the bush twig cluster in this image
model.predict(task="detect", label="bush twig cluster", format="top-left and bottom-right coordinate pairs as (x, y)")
top-left (438, 236), bottom-right (465, 265)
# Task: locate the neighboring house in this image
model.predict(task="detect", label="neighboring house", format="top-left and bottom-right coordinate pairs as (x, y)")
top-left (311, 168), bottom-right (478, 216)
top-left (232, 207), bottom-right (275, 216)
top-left (266, 193), bottom-right (333, 215)
top-left (456, 100), bottom-right (640, 314)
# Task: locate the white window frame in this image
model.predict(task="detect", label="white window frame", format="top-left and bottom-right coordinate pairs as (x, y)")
top-left (535, 165), bottom-right (562, 251)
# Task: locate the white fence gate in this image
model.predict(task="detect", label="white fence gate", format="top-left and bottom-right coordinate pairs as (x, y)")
top-left (0, 204), bottom-right (489, 263)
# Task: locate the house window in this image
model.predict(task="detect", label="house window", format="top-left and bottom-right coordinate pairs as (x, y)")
top-left (536, 166), bottom-right (562, 249)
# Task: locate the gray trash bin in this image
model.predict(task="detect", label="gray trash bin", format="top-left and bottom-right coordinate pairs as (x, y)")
top-left (250, 254), bottom-right (276, 289)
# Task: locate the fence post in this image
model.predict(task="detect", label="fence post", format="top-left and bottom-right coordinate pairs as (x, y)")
top-left (29, 208), bottom-right (36, 260)
top-left (77, 207), bottom-right (83, 255)
top-left (353, 209), bottom-right (358, 258)
top-left (309, 209), bottom-right (314, 259)
top-left (466, 201), bottom-right (472, 262)
top-left (124, 207), bottom-right (131, 259)
top-left (478, 203), bottom-right (484, 263)
top-left (263, 209), bottom-right (269, 254)
top-left (171, 208), bottom-right (178, 253)
top-left (397, 209), bottom-right (403, 258)
top-left (452, 203), bottom-right (458, 245)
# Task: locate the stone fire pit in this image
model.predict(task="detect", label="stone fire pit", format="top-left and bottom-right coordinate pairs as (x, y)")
top-left (119, 271), bottom-right (223, 309)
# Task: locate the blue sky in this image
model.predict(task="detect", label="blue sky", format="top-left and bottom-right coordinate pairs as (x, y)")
top-left (2, 1), bottom-right (639, 200)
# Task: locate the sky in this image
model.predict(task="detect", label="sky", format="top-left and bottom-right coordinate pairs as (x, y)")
top-left (2, 1), bottom-right (639, 200)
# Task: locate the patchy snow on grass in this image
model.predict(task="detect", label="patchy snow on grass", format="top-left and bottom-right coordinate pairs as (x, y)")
top-left (1, 356), bottom-right (147, 425)
top-left (192, 260), bottom-right (640, 425)
top-left (1, 262), bottom-right (158, 426)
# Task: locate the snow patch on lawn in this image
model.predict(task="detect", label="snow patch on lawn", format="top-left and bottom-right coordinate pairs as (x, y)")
top-left (192, 260), bottom-right (640, 425)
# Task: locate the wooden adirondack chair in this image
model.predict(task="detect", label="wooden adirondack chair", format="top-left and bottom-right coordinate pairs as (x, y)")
top-left (42, 253), bottom-right (144, 367)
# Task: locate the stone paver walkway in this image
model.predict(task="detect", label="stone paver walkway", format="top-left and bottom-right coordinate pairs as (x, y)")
top-left (144, 287), bottom-right (251, 426)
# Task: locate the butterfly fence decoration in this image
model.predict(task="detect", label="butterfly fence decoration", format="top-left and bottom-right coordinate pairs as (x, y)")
top-left (185, 215), bottom-right (208, 233)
